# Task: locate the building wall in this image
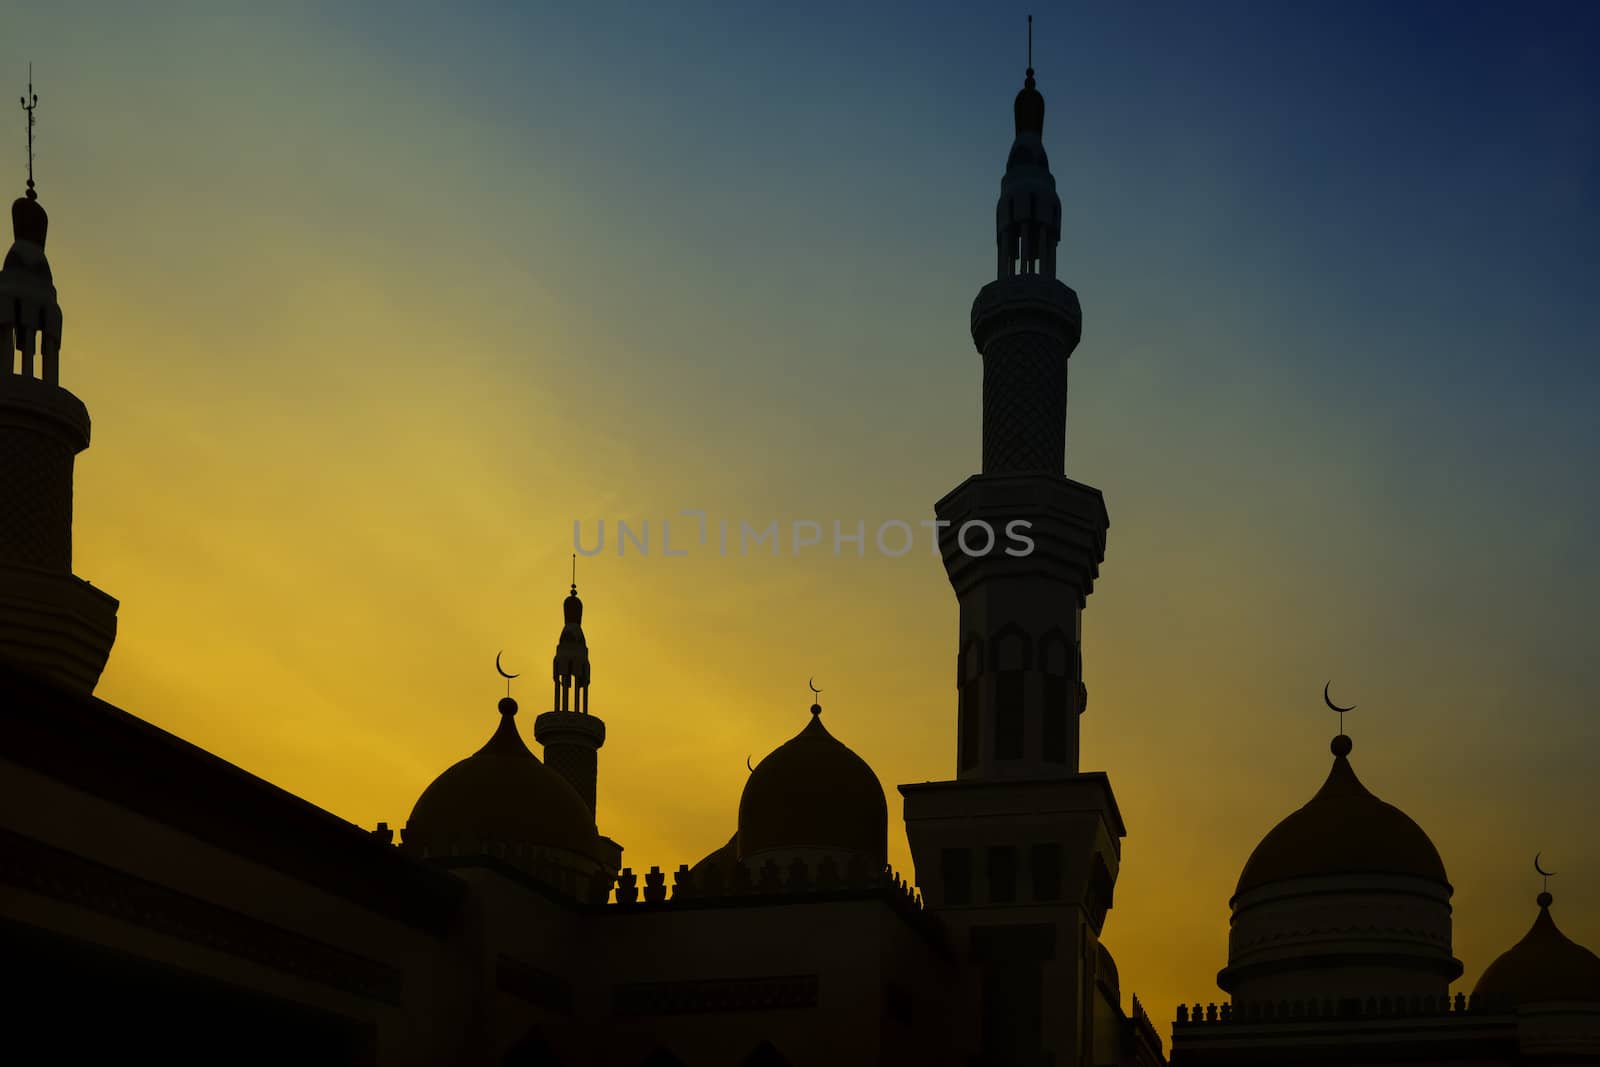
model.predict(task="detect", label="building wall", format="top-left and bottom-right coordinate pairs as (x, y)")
top-left (576, 895), bottom-right (958, 1066)
top-left (0, 753), bottom-right (474, 1065)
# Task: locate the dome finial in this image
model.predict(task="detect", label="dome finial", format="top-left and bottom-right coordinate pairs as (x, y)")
top-left (570, 551), bottom-right (577, 597)
top-left (1324, 681), bottom-right (1356, 753)
top-left (496, 649), bottom-right (520, 699)
top-left (1535, 852), bottom-right (1556, 907)
top-left (809, 676), bottom-right (823, 717)
top-left (1026, 14), bottom-right (1035, 88)
top-left (19, 64), bottom-right (37, 201)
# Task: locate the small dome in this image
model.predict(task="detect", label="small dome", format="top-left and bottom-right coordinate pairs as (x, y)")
top-left (1014, 70), bottom-right (1044, 135)
top-left (12, 192), bottom-right (47, 248)
top-left (1474, 895), bottom-right (1600, 1008)
top-left (406, 697), bottom-right (597, 858)
top-left (1235, 737), bottom-right (1448, 898)
top-left (737, 704), bottom-right (887, 863)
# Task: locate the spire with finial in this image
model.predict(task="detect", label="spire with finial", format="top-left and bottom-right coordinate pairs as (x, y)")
top-left (1324, 682), bottom-right (1356, 757)
top-left (11, 67), bottom-right (47, 251)
top-left (992, 14), bottom-right (1058, 281)
top-left (1014, 15), bottom-right (1044, 136)
top-left (1535, 853), bottom-right (1557, 909)
top-left (21, 64), bottom-right (38, 201)
top-left (809, 677), bottom-right (823, 717)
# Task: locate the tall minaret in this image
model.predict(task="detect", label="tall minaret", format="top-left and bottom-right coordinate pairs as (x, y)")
top-left (0, 76), bottom-right (118, 693)
top-left (534, 567), bottom-right (606, 815)
top-left (901, 28), bottom-right (1124, 1067)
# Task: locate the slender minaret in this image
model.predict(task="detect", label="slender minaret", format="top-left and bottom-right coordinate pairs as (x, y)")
top-left (901, 26), bottom-right (1124, 1067)
top-left (534, 564), bottom-right (607, 815)
top-left (0, 74), bottom-right (118, 692)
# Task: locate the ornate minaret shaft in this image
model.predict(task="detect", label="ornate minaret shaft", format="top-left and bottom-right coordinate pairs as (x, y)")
top-left (901, 33), bottom-right (1124, 1067)
top-left (940, 46), bottom-right (1106, 782)
top-left (0, 77), bottom-right (118, 692)
top-left (534, 571), bottom-right (606, 815)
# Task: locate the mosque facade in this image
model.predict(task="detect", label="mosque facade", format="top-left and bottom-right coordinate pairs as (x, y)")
top-left (1, 56), bottom-right (1598, 1067)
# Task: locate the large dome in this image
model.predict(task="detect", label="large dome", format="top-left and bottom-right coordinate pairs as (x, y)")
top-left (405, 697), bottom-right (598, 859)
top-left (737, 703), bottom-right (887, 863)
top-left (1235, 735), bottom-right (1449, 899)
top-left (1220, 735), bottom-right (1461, 1005)
top-left (1474, 893), bottom-right (1600, 1009)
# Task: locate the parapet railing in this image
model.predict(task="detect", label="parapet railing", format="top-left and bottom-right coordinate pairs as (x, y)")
top-left (1174, 991), bottom-right (1504, 1027)
top-left (608, 857), bottom-right (943, 949)
top-left (614, 856), bottom-right (922, 908)
top-left (1129, 995), bottom-right (1165, 1053)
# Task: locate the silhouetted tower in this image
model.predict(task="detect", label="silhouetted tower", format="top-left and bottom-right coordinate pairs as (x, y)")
top-left (902, 32), bottom-right (1123, 1067)
top-left (0, 78), bottom-right (118, 692)
top-left (534, 575), bottom-right (607, 816)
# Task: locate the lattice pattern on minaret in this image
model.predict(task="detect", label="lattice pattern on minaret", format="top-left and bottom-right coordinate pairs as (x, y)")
top-left (543, 744), bottom-right (597, 814)
top-left (982, 332), bottom-right (1069, 474)
top-left (0, 426), bottom-right (73, 569)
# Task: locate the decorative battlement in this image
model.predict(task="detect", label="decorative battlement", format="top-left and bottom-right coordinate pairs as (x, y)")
top-left (613, 856), bottom-right (920, 905)
top-left (1174, 991), bottom-right (1499, 1027)
top-left (608, 857), bottom-right (941, 946)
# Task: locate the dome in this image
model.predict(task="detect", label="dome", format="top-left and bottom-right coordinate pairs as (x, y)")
top-left (1474, 894), bottom-right (1600, 1009)
top-left (1235, 736), bottom-right (1449, 899)
top-left (737, 703), bottom-right (887, 863)
top-left (405, 697), bottom-right (598, 859)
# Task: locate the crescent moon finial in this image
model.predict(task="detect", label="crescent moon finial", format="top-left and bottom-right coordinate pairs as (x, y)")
top-left (496, 651), bottom-right (520, 698)
top-left (809, 677), bottom-right (822, 697)
top-left (746, 754), bottom-right (755, 774)
top-left (1535, 852), bottom-right (1556, 900)
top-left (1324, 682), bottom-right (1357, 746)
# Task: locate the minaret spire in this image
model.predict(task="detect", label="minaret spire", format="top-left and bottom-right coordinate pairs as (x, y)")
top-left (535, 568), bottom-right (608, 815)
top-left (906, 27), bottom-right (1117, 1057)
top-left (1, 68), bottom-right (120, 693)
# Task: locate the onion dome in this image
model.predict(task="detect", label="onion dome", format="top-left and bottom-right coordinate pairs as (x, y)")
top-left (1235, 734), bottom-right (1449, 897)
top-left (1220, 734), bottom-right (1461, 1004)
top-left (404, 696), bottom-right (598, 860)
top-left (737, 700), bottom-right (887, 864)
top-left (1474, 893), bottom-right (1600, 1009)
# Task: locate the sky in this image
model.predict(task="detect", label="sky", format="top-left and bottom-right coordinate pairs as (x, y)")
top-left (7, 0), bottom-right (1599, 1043)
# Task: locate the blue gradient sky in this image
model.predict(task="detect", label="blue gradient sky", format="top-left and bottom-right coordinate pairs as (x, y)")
top-left (7, 0), bottom-right (1598, 1038)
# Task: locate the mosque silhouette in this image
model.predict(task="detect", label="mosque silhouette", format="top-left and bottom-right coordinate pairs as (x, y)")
top-left (2, 53), bottom-right (1597, 1067)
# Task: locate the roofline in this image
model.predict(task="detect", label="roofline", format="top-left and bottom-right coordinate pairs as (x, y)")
top-left (0, 664), bottom-right (467, 935)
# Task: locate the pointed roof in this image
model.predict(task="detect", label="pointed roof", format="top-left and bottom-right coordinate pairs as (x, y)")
top-left (1474, 893), bottom-right (1600, 1008)
top-left (1234, 736), bottom-right (1449, 898)
top-left (737, 701), bottom-right (887, 863)
top-left (405, 697), bottom-right (597, 858)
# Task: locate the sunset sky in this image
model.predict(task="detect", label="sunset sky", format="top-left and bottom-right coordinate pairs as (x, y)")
top-left (8, 0), bottom-right (1598, 1039)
